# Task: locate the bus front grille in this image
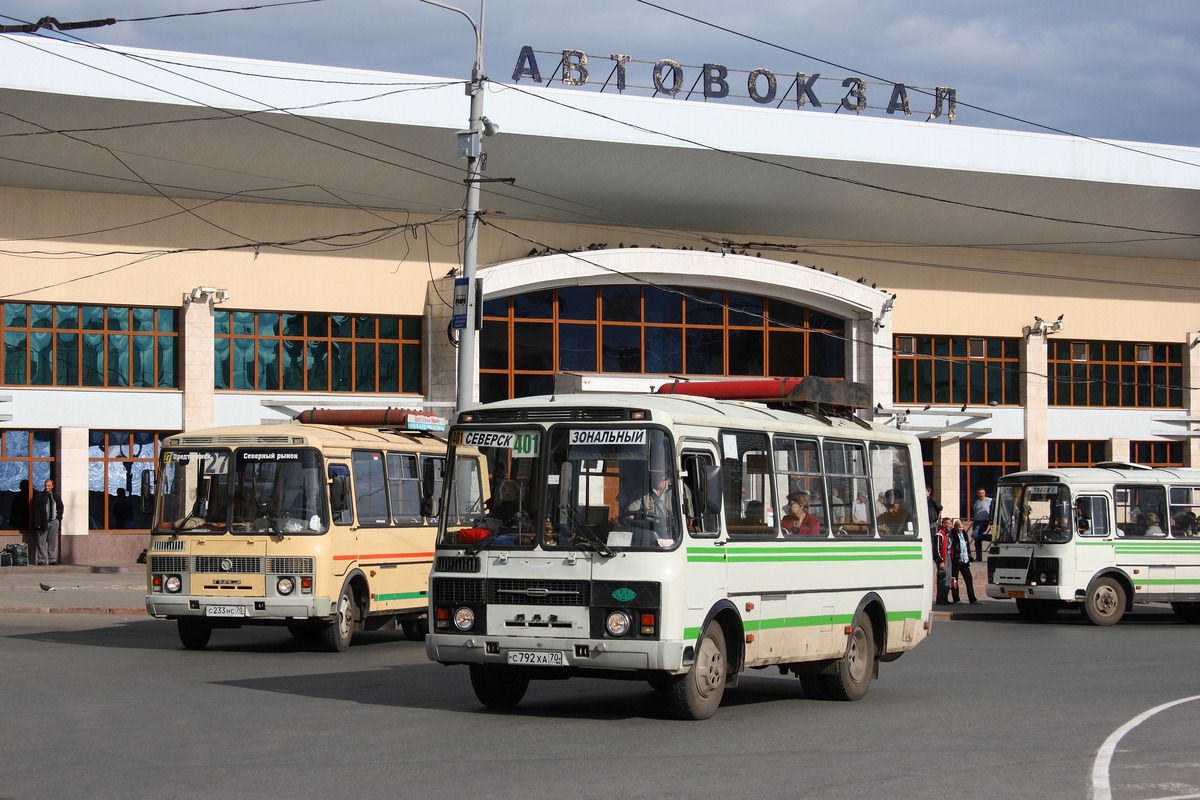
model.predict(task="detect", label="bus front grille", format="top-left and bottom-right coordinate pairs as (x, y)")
top-left (269, 557), bottom-right (314, 574)
top-left (195, 556), bottom-right (263, 573)
top-left (489, 579), bottom-right (588, 606)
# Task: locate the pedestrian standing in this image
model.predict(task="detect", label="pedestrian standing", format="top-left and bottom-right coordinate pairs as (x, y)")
top-left (933, 517), bottom-right (951, 604)
top-left (926, 486), bottom-right (942, 535)
top-left (970, 487), bottom-right (993, 561)
top-left (32, 478), bottom-right (64, 566)
top-left (947, 519), bottom-right (978, 604)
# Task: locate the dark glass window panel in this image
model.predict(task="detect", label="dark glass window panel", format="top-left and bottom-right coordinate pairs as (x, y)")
top-left (479, 320), bottom-right (510, 370)
top-left (4, 304), bottom-right (26, 327)
top-left (356, 316), bottom-right (375, 339)
top-left (767, 299), bottom-right (805, 328)
top-left (29, 331), bottom-right (52, 385)
top-left (601, 286), bottom-right (641, 323)
top-left (214, 339), bottom-right (230, 390)
top-left (933, 338), bottom-right (950, 358)
top-left (30, 305), bottom-right (52, 329)
top-left (915, 360), bottom-right (932, 404)
top-left (402, 343), bottom-right (421, 393)
top-left (57, 305), bottom-right (78, 330)
top-left (402, 317), bottom-right (421, 340)
top-left (157, 309), bottom-right (176, 333)
top-left (807, 309), bottom-right (841, 332)
top-left (768, 329), bottom-right (805, 376)
top-left (257, 313), bottom-right (279, 337)
top-left (81, 306), bottom-right (104, 330)
top-left (985, 364), bottom-right (1004, 405)
top-left (951, 338), bottom-right (966, 358)
top-left (378, 316), bottom-right (398, 339)
top-left (513, 291), bottom-right (554, 320)
top-left (282, 313), bottom-right (304, 337)
top-left (602, 325), bottom-right (641, 372)
top-left (258, 339), bottom-right (280, 390)
top-left (895, 361), bottom-right (915, 403)
top-left (107, 335), bottom-right (130, 386)
top-left (214, 310), bottom-right (230, 336)
top-left (132, 335), bottom-right (155, 388)
top-left (728, 330), bottom-right (763, 375)
top-left (232, 338), bottom-right (254, 390)
top-left (56, 333), bottom-right (79, 386)
top-left (355, 342), bottom-right (376, 392)
top-left (644, 287), bottom-right (682, 323)
top-left (329, 340), bottom-right (353, 391)
top-left (282, 340), bottom-right (305, 390)
top-left (482, 297), bottom-right (508, 317)
top-left (158, 337), bottom-right (176, 388)
top-left (558, 324), bottom-right (596, 371)
top-left (377, 343), bottom-right (398, 393)
top-left (479, 372), bottom-right (509, 404)
top-left (727, 293), bottom-right (762, 327)
top-left (557, 286), bottom-right (596, 320)
top-left (685, 328), bottom-right (724, 374)
top-left (106, 307), bottom-right (129, 331)
top-left (330, 315), bottom-right (351, 338)
top-left (3, 331), bottom-right (25, 383)
top-left (231, 311), bottom-right (254, 336)
top-left (684, 289), bottom-right (724, 325)
top-left (513, 372), bottom-right (554, 398)
top-left (645, 327), bottom-right (683, 373)
top-left (307, 315), bottom-right (328, 338)
top-left (513, 322), bottom-right (554, 371)
top-left (808, 331), bottom-right (844, 377)
top-left (132, 308), bottom-right (155, 332)
top-left (307, 340), bottom-right (329, 390)
top-left (968, 362), bottom-right (985, 405)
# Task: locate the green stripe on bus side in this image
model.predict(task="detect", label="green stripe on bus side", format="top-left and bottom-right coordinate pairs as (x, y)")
top-left (372, 591), bottom-right (427, 602)
top-left (1078, 541), bottom-right (1200, 552)
top-left (685, 609), bottom-right (923, 640)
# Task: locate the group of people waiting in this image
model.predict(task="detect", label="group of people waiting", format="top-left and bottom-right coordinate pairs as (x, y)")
top-left (932, 516), bottom-right (979, 604)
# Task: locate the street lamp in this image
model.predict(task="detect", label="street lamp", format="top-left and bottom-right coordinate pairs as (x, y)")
top-left (421, 0), bottom-right (487, 414)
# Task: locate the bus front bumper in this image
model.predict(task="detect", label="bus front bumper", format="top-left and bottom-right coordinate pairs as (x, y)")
top-left (986, 583), bottom-right (1073, 601)
top-left (146, 594), bottom-right (333, 621)
top-left (426, 632), bottom-right (688, 673)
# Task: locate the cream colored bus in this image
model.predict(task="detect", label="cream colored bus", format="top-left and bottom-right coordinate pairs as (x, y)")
top-left (145, 409), bottom-right (479, 651)
top-left (426, 378), bottom-right (934, 720)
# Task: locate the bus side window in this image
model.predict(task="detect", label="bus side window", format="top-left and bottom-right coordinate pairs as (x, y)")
top-left (721, 430), bottom-right (774, 536)
top-left (385, 452), bottom-right (423, 526)
top-left (352, 450), bottom-right (389, 526)
top-left (682, 451), bottom-right (720, 536)
top-left (1168, 486), bottom-right (1200, 538)
top-left (329, 463), bottom-right (353, 526)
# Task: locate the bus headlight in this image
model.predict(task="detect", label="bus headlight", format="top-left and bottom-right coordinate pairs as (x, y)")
top-left (606, 610), bottom-right (632, 637)
top-left (453, 606), bottom-right (476, 631)
top-left (277, 577), bottom-right (295, 596)
top-left (164, 575), bottom-right (182, 594)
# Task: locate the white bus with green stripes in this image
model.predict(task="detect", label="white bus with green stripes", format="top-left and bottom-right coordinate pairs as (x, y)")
top-left (425, 377), bottom-right (934, 719)
top-left (986, 463), bottom-right (1200, 625)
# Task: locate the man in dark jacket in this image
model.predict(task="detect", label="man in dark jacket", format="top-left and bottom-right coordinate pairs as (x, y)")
top-left (32, 478), bottom-right (64, 565)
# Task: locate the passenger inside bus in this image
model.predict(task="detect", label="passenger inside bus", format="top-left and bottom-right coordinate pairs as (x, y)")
top-left (781, 492), bottom-right (821, 536)
top-left (877, 499), bottom-right (911, 535)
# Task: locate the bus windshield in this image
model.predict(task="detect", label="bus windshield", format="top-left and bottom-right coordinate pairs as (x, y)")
top-left (995, 482), bottom-right (1074, 544)
top-left (154, 447), bottom-right (327, 535)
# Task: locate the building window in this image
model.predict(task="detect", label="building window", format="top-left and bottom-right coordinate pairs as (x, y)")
top-left (959, 439), bottom-right (1020, 518)
top-left (88, 431), bottom-right (168, 531)
top-left (894, 335), bottom-right (1019, 406)
top-left (214, 311), bottom-right (421, 394)
top-left (480, 287), bottom-right (845, 402)
top-left (1132, 441), bottom-right (1183, 468)
top-left (0, 430), bottom-right (55, 532)
top-left (1049, 441), bottom-right (1107, 467)
top-left (2, 304), bottom-right (177, 388)
top-left (1049, 340), bottom-right (1182, 408)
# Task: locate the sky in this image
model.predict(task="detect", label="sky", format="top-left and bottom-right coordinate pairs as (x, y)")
top-left (1, 0), bottom-right (1199, 148)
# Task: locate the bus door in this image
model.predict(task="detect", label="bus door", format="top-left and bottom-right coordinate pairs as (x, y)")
top-left (1073, 494), bottom-right (1114, 588)
top-left (682, 445), bottom-right (726, 615)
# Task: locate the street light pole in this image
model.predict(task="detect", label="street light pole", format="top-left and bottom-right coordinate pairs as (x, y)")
top-left (421, 0), bottom-right (486, 414)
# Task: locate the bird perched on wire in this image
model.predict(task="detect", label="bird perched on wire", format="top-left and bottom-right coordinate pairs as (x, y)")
top-left (39, 583), bottom-right (55, 592)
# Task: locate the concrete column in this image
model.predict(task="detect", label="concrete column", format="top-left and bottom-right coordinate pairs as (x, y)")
top-left (1109, 439), bottom-right (1131, 462)
top-left (181, 295), bottom-right (216, 432)
top-left (1022, 331), bottom-right (1049, 471)
top-left (59, 426), bottom-right (89, 564)
top-left (933, 436), bottom-right (961, 519)
top-left (1186, 334), bottom-right (1200, 467)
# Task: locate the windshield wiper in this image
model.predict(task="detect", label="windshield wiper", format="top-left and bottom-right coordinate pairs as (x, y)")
top-left (464, 518), bottom-right (505, 556)
top-left (560, 504), bottom-right (614, 558)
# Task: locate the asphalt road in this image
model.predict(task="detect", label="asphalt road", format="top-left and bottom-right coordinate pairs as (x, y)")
top-left (2, 609), bottom-right (1196, 800)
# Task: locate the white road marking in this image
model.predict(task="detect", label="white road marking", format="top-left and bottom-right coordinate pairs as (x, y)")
top-left (1091, 695), bottom-right (1200, 800)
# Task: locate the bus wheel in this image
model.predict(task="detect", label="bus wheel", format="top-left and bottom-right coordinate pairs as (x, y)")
top-left (469, 665), bottom-right (529, 709)
top-left (1171, 602), bottom-right (1200, 624)
top-left (400, 618), bottom-right (428, 642)
top-left (319, 586), bottom-right (356, 652)
top-left (1015, 599), bottom-right (1061, 622)
top-left (1083, 577), bottom-right (1125, 626)
top-left (799, 673), bottom-right (830, 700)
top-left (668, 621), bottom-right (727, 720)
top-left (177, 619), bottom-right (212, 650)
top-left (825, 615), bottom-right (875, 701)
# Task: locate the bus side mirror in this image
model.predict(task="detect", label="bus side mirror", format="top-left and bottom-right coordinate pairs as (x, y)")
top-left (420, 459), bottom-right (440, 518)
top-left (330, 475), bottom-right (350, 515)
top-left (139, 471), bottom-right (154, 514)
top-left (558, 462), bottom-right (573, 529)
top-left (703, 465), bottom-right (723, 515)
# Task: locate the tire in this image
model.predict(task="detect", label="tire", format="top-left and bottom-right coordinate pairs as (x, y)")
top-left (401, 617), bottom-right (428, 642)
top-left (1083, 577), bottom-right (1126, 626)
top-left (319, 585), bottom-right (356, 652)
top-left (1171, 601), bottom-right (1200, 624)
top-left (177, 619), bottom-right (212, 650)
top-left (469, 665), bottom-right (529, 709)
top-left (798, 673), bottom-right (830, 700)
top-left (825, 615), bottom-right (875, 701)
top-left (667, 621), bottom-right (728, 720)
top-left (1015, 598), bottom-right (1061, 622)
